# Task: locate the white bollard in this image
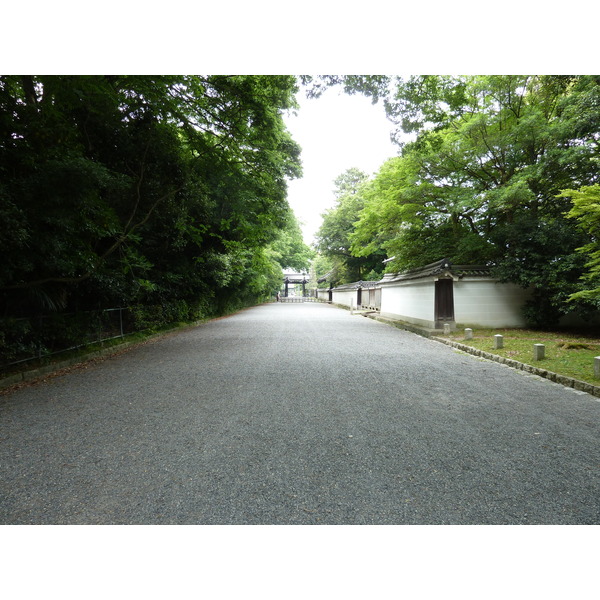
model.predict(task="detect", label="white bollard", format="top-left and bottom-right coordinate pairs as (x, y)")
top-left (494, 334), bottom-right (504, 350)
top-left (594, 357), bottom-right (600, 379)
top-left (533, 344), bottom-right (545, 361)
top-left (464, 328), bottom-right (473, 340)
top-left (443, 323), bottom-right (451, 335)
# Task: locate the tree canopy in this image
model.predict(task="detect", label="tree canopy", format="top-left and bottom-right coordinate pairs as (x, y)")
top-left (309, 75), bottom-right (600, 326)
top-left (315, 168), bottom-right (385, 284)
top-left (3, 74), bottom-right (599, 334)
top-left (0, 75), bottom-right (311, 322)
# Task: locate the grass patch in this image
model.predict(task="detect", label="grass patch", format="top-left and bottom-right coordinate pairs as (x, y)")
top-left (443, 327), bottom-right (600, 386)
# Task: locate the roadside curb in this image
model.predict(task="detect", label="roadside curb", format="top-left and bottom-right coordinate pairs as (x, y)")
top-left (363, 313), bottom-right (442, 337)
top-left (363, 312), bottom-right (600, 398)
top-left (431, 336), bottom-right (600, 398)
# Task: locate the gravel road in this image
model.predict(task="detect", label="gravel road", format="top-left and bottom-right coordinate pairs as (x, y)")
top-left (2, 302), bottom-right (600, 524)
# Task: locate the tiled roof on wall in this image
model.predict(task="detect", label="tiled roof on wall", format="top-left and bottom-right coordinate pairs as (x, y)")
top-left (380, 258), bottom-right (492, 283)
top-left (331, 280), bottom-right (380, 291)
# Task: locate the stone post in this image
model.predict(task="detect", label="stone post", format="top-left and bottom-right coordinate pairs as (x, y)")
top-left (493, 334), bottom-right (504, 350)
top-left (443, 323), bottom-right (451, 335)
top-left (594, 357), bottom-right (600, 378)
top-left (464, 328), bottom-right (473, 340)
top-left (533, 344), bottom-right (545, 361)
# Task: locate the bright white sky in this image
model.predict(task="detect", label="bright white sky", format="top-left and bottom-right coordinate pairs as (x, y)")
top-left (283, 85), bottom-right (399, 245)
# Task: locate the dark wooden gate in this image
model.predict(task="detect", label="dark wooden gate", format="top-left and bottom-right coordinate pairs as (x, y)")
top-left (435, 278), bottom-right (454, 326)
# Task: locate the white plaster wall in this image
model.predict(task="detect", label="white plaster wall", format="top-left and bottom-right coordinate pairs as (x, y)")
top-left (380, 281), bottom-right (435, 327)
top-left (317, 289), bottom-right (330, 301)
top-left (453, 279), bottom-right (531, 327)
top-left (332, 289), bottom-right (357, 307)
top-left (379, 277), bottom-right (531, 328)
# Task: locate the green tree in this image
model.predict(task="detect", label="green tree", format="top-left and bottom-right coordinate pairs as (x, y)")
top-left (268, 209), bottom-right (314, 272)
top-left (562, 184), bottom-right (600, 304)
top-left (310, 254), bottom-right (335, 288)
top-left (323, 75), bottom-right (600, 326)
top-left (0, 75), bottom-right (303, 319)
top-left (315, 168), bottom-right (385, 284)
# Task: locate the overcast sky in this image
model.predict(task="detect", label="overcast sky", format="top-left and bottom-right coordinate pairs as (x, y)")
top-left (283, 85), bottom-right (400, 245)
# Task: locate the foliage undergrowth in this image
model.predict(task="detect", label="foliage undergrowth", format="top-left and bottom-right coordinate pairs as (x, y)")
top-left (443, 327), bottom-right (600, 385)
top-left (0, 300), bottom-right (261, 382)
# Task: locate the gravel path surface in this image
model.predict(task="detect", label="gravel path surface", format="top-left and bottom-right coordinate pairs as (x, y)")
top-left (2, 302), bottom-right (600, 524)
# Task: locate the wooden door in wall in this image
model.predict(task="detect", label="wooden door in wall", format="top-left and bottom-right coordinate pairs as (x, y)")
top-left (435, 278), bottom-right (454, 326)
